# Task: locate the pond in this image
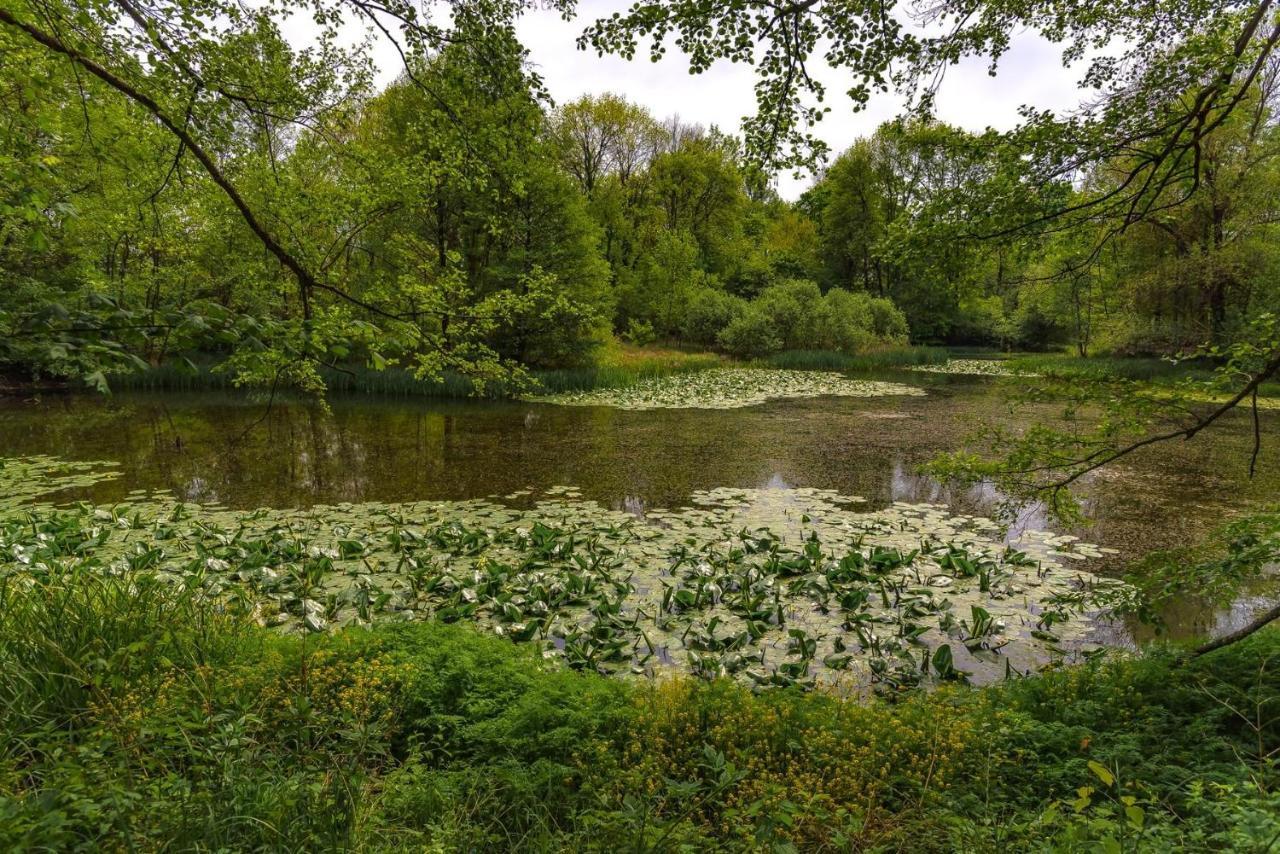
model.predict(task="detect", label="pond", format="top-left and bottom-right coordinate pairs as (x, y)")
top-left (2, 368), bottom-right (1277, 686)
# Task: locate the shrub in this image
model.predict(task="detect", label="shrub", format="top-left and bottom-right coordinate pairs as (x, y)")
top-left (754, 278), bottom-right (823, 349)
top-left (623, 318), bottom-right (656, 346)
top-left (731, 280), bottom-right (909, 355)
top-left (681, 287), bottom-right (746, 345)
top-left (717, 304), bottom-right (783, 358)
top-left (4, 566), bottom-right (1276, 852)
top-left (863, 293), bottom-right (909, 340)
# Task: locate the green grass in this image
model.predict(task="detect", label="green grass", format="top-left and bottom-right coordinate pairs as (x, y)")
top-left (1007, 353), bottom-right (1221, 383)
top-left (528, 342), bottom-right (725, 394)
top-left (760, 346), bottom-right (949, 371)
top-left (109, 344), bottom-right (727, 399)
top-left (1, 566), bottom-right (1276, 851)
top-left (1006, 352), bottom-right (1280, 399)
top-left (107, 345), bottom-right (959, 400)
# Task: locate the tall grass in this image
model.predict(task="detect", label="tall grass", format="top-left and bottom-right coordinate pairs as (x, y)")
top-left (83, 346), bottom-right (1280, 400)
top-left (110, 345), bottom-right (727, 398)
top-left (761, 346), bottom-right (949, 371)
top-left (1007, 353), bottom-right (1217, 382)
top-left (1008, 352), bottom-right (1280, 395)
top-left (0, 566), bottom-right (243, 736)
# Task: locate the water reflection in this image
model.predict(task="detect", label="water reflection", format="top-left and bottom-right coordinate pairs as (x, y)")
top-left (616, 495), bottom-right (647, 518)
top-left (762, 472), bottom-right (792, 490)
top-left (889, 459), bottom-right (1052, 541)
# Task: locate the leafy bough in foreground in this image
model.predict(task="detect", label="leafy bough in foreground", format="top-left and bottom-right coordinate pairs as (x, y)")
top-left (925, 317), bottom-right (1280, 652)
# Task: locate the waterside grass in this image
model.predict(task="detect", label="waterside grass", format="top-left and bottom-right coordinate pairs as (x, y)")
top-left (1007, 353), bottom-right (1223, 383)
top-left (101, 344), bottom-right (957, 399)
top-left (108, 342), bottom-right (727, 398)
top-left (69, 344), bottom-right (1280, 406)
top-left (761, 346), bottom-right (949, 372)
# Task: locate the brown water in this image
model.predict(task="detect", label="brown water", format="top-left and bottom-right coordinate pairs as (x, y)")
top-left (1, 373), bottom-right (1276, 644)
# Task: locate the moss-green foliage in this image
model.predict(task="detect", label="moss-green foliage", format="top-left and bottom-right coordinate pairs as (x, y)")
top-left (0, 571), bottom-right (627, 851)
top-left (112, 344), bottom-right (727, 397)
top-left (1007, 351), bottom-right (1280, 398)
top-left (2, 567), bottom-right (1276, 852)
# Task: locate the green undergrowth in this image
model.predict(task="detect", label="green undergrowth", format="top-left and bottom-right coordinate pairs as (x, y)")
top-left (1006, 354), bottom-right (1196, 381)
top-left (1, 569), bottom-right (1276, 852)
top-left (105, 346), bottom-right (959, 399)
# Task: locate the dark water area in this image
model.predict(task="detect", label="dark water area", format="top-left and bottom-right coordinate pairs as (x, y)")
top-left (2, 372), bottom-right (1277, 588)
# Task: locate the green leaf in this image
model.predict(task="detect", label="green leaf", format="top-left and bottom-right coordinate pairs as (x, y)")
top-left (1088, 760), bottom-right (1115, 787)
top-left (931, 643), bottom-right (953, 676)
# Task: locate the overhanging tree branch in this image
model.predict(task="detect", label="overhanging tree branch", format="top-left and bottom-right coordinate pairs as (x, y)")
top-left (0, 5), bottom-right (424, 326)
top-left (1043, 347), bottom-right (1280, 495)
top-left (1193, 601), bottom-right (1280, 656)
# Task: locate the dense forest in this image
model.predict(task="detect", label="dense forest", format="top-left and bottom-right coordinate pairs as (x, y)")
top-left (4, 2), bottom-right (1277, 393)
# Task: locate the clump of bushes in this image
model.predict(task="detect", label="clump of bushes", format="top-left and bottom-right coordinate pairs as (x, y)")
top-left (698, 279), bottom-right (909, 359)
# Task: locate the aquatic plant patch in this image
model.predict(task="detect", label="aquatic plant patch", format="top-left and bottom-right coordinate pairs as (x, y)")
top-left (910, 359), bottom-right (1030, 377)
top-left (526, 368), bottom-right (925, 410)
top-left (0, 455), bottom-right (121, 507)
top-left (0, 458), bottom-right (1126, 692)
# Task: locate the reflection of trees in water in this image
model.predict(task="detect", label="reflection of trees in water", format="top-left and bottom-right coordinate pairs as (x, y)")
top-left (761, 472), bottom-right (791, 490)
top-left (1083, 586), bottom-right (1280, 656)
top-left (129, 402), bottom-right (465, 506)
top-left (247, 403), bottom-right (434, 504)
top-left (615, 495), bottom-right (647, 517)
top-left (2, 393), bottom-right (1274, 560)
top-left (887, 459), bottom-right (1051, 541)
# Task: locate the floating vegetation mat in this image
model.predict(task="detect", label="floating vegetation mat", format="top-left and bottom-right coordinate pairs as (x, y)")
top-left (910, 359), bottom-right (1029, 377)
top-left (1, 458), bottom-right (1128, 693)
top-left (0, 455), bottom-right (121, 506)
top-left (527, 368), bottom-right (925, 410)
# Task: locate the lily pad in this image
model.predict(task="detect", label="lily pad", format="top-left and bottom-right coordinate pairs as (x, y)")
top-left (527, 369), bottom-right (925, 410)
top-left (910, 359), bottom-right (1032, 377)
top-left (0, 456), bottom-right (1129, 693)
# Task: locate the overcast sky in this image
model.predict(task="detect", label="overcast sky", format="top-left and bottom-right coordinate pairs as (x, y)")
top-left (359, 2), bottom-right (1091, 199)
